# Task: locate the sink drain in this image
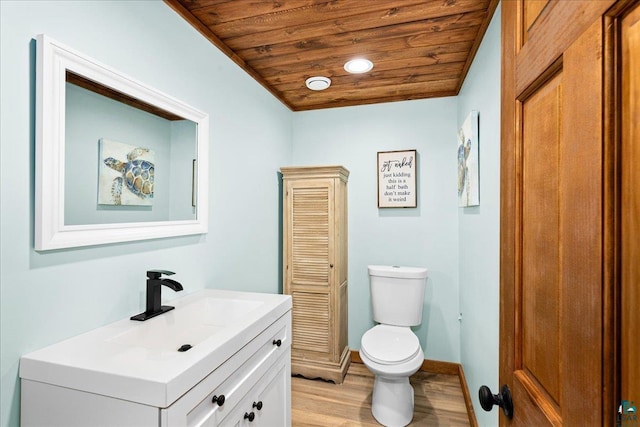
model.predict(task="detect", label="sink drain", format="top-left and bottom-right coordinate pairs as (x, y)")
top-left (177, 344), bottom-right (192, 352)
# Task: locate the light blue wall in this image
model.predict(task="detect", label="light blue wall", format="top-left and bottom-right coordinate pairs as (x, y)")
top-left (0, 2), bottom-right (292, 426)
top-left (291, 98), bottom-right (462, 363)
top-left (457, 4), bottom-right (501, 426)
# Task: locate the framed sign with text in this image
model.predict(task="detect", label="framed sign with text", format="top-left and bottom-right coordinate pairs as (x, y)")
top-left (377, 149), bottom-right (417, 208)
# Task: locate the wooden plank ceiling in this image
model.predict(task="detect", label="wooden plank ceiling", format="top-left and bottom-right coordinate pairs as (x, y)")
top-left (164, 0), bottom-right (498, 111)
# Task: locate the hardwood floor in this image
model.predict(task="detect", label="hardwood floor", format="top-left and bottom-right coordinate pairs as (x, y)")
top-left (291, 362), bottom-right (471, 426)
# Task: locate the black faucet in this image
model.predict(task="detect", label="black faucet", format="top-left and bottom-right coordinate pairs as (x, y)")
top-left (131, 270), bottom-right (183, 321)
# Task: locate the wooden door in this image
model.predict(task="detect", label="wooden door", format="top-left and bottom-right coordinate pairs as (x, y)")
top-left (500, 1), bottom-right (620, 425)
top-left (621, 1), bottom-right (640, 416)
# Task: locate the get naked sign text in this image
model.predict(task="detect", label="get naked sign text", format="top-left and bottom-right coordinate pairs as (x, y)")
top-left (377, 149), bottom-right (417, 208)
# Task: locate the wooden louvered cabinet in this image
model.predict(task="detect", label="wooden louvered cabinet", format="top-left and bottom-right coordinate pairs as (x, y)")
top-left (280, 166), bottom-right (350, 384)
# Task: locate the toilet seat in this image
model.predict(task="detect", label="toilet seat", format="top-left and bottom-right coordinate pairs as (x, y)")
top-left (361, 325), bottom-right (420, 365)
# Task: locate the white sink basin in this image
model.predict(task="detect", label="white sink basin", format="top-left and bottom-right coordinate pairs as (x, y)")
top-left (109, 297), bottom-right (264, 352)
top-left (20, 289), bottom-right (291, 407)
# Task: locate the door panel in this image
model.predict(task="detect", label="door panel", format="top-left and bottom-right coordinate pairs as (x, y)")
top-left (523, 0), bottom-right (549, 41)
top-left (521, 71), bottom-right (562, 411)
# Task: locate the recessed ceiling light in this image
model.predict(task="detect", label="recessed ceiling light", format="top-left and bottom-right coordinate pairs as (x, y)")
top-left (305, 76), bottom-right (331, 91)
top-left (344, 58), bottom-right (374, 74)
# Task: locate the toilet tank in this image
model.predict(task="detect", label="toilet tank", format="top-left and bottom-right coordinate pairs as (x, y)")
top-left (368, 265), bottom-right (428, 326)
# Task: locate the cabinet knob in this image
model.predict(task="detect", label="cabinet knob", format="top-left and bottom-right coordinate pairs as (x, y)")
top-left (244, 412), bottom-right (255, 422)
top-left (253, 401), bottom-right (263, 411)
top-left (272, 339), bottom-right (282, 347)
top-left (211, 394), bottom-right (225, 406)
top-left (330, 264), bottom-right (334, 268)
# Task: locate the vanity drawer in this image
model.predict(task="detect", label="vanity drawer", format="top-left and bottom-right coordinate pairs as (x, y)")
top-left (218, 350), bottom-right (290, 427)
top-left (162, 312), bottom-right (290, 427)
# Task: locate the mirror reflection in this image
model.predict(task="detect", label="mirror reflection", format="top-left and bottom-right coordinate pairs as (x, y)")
top-left (64, 72), bottom-right (197, 226)
top-left (35, 34), bottom-right (208, 251)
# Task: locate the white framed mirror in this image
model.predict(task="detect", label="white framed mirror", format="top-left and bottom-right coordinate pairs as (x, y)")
top-left (35, 34), bottom-right (209, 250)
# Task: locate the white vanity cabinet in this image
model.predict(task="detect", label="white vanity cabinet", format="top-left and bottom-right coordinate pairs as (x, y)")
top-left (20, 290), bottom-right (292, 427)
top-left (162, 315), bottom-right (291, 426)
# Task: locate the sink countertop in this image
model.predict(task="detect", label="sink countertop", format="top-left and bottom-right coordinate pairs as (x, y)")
top-left (20, 289), bottom-right (292, 408)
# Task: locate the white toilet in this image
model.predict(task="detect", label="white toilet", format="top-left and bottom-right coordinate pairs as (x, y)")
top-left (360, 265), bottom-right (429, 427)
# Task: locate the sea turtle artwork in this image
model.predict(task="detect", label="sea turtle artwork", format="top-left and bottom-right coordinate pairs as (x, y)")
top-left (98, 139), bottom-right (155, 206)
top-left (457, 111), bottom-right (479, 207)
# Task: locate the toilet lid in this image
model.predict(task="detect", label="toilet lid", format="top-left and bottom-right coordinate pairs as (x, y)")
top-left (361, 325), bottom-right (421, 365)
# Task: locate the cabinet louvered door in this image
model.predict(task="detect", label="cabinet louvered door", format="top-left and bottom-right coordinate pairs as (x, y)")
top-left (281, 166), bottom-right (350, 384)
top-left (287, 180), bottom-right (334, 356)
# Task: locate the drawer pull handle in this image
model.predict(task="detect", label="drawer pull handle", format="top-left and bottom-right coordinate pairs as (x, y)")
top-left (272, 339), bottom-right (282, 347)
top-left (244, 412), bottom-right (255, 422)
top-left (211, 394), bottom-right (225, 406)
top-left (253, 401), bottom-right (263, 411)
